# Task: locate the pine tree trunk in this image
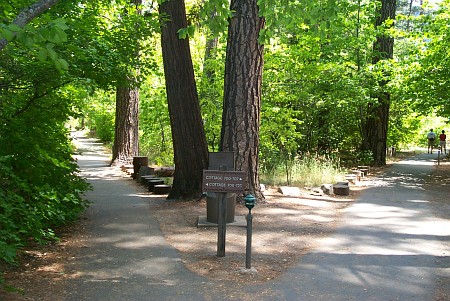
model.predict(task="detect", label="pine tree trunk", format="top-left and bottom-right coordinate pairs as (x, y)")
top-left (220, 0), bottom-right (265, 199)
top-left (111, 83), bottom-right (139, 165)
top-left (159, 0), bottom-right (208, 200)
top-left (362, 0), bottom-right (396, 166)
top-left (111, 0), bottom-right (142, 166)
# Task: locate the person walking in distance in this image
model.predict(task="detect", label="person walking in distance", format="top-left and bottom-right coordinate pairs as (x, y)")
top-left (439, 130), bottom-right (447, 154)
top-left (427, 129), bottom-right (436, 154)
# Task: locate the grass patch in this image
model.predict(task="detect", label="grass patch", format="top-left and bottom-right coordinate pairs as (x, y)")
top-left (260, 155), bottom-right (346, 187)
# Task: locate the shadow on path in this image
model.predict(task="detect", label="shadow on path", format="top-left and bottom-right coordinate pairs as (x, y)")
top-left (67, 137), bottom-right (450, 301)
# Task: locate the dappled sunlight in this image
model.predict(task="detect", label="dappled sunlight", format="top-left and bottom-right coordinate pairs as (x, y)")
top-left (397, 159), bottom-right (435, 166)
top-left (75, 257), bottom-right (182, 283)
top-left (262, 154), bottom-right (450, 300)
top-left (286, 253), bottom-right (440, 298)
top-left (60, 132), bottom-right (450, 300)
top-left (301, 214), bottom-right (336, 223)
top-left (345, 202), bottom-right (422, 219)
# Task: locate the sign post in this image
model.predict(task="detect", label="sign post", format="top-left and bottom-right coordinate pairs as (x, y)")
top-left (217, 193), bottom-right (226, 256)
top-left (202, 170), bottom-right (245, 257)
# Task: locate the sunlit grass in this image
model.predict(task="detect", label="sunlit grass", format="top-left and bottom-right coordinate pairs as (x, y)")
top-left (260, 156), bottom-right (346, 187)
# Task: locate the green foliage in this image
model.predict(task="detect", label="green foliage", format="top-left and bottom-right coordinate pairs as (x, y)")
top-left (0, 15), bottom-right (70, 72)
top-left (0, 0), bottom-right (92, 264)
top-left (197, 37), bottom-right (227, 151)
top-left (84, 91), bottom-right (116, 143)
top-left (356, 150), bottom-right (374, 166)
top-left (140, 77), bottom-right (174, 166)
top-left (197, 0), bottom-right (232, 36)
top-left (0, 97), bottom-right (90, 264)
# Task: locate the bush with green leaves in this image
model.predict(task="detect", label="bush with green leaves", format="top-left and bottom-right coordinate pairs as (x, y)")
top-left (0, 71), bottom-right (90, 265)
top-left (0, 115), bottom-right (90, 264)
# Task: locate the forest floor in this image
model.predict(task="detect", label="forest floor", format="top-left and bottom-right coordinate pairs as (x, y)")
top-left (1, 152), bottom-right (449, 300)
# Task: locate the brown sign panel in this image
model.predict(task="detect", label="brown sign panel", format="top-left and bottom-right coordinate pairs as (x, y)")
top-left (208, 152), bottom-right (235, 171)
top-left (202, 170), bottom-right (246, 193)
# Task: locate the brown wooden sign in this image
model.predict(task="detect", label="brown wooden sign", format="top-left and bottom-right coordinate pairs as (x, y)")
top-left (202, 170), bottom-right (245, 193)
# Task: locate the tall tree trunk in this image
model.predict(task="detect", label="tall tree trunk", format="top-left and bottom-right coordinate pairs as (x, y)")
top-left (362, 0), bottom-right (396, 166)
top-left (159, 0), bottom-right (208, 200)
top-left (111, 0), bottom-right (142, 166)
top-left (111, 83), bottom-right (140, 165)
top-left (220, 0), bottom-right (265, 199)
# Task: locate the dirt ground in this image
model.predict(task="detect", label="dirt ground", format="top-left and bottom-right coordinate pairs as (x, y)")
top-left (1, 159), bottom-right (449, 300)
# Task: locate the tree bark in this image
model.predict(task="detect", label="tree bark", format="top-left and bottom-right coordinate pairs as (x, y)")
top-left (361, 0), bottom-right (396, 166)
top-left (0, 0), bottom-right (60, 51)
top-left (111, 83), bottom-right (140, 165)
top-left (159, 0), bottom-right (209, 200)
top-left (220, 0), bottom-right (265, 199)
top-left (111, 0), bottom-right (142, 166)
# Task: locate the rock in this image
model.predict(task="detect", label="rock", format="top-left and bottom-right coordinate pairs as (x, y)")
top-left (137, 166), bottom-right (153, 183)
top-left (309, 187), bottom-right (324, 196)
top-left (320, 184), bottom-right (334, 195)
top-left (260, 183), bottom-right (266, 192)
top-left (278, 186), bottom-right (302, 197)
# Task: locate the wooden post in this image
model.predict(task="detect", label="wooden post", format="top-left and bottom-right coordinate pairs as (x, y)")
top-left (217, 192), bottom-right (227, 257)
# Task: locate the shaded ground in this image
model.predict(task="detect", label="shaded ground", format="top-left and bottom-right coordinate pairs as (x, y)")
top-left (151, 187), bottom-right (356, 283)
top-left (1, 156), bottom-right (449, 300)
top-left (424, 160), bottom-right (450, 301)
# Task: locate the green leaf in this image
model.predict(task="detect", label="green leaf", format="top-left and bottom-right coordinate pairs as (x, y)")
top-left (187, 25), bottom-right (195, 37)
top-left (1, 28), bottom-right (14, 41)
top-left (46, 44), bottom-right (58, 61)
top-left (49, 26), bottom-right (67, 44)
top-left (177, 28), bottom-right (188, 39)
top-left (57, 58), bottom-right (69, 71)
top-left (37, 48), bottom-right (48, 61)
top-left (7, 24), bottom-right (22, 32)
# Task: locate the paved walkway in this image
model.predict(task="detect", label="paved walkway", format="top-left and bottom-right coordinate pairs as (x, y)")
top-left (69, 134), bottom-right (449, 300)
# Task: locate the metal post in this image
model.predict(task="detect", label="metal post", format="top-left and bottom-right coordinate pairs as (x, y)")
top-left (245, 209), bottom-right (253, 269)
top-left (438, 150), bottom-right (441, 165)
top-left (217, 192), bottom-right (227, 257)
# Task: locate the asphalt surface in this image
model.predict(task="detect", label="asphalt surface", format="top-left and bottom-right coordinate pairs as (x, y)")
top-left (69, 134), bottom-right (449, 301)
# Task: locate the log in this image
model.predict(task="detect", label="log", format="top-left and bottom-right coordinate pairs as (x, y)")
top-left (140, 175), bottom-right (157, 185)
top-left (333, 184), bottom-right (350, 196)
top-left (153, 184), bottom-right (172, 195)
top-left (147, 179), bottom-right (164, 192)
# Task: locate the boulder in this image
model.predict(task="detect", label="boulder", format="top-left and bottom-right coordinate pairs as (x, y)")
top-left (320, 184), bottom-right (334, 195)
top-left (278, 186), bottom-right (302, 197)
